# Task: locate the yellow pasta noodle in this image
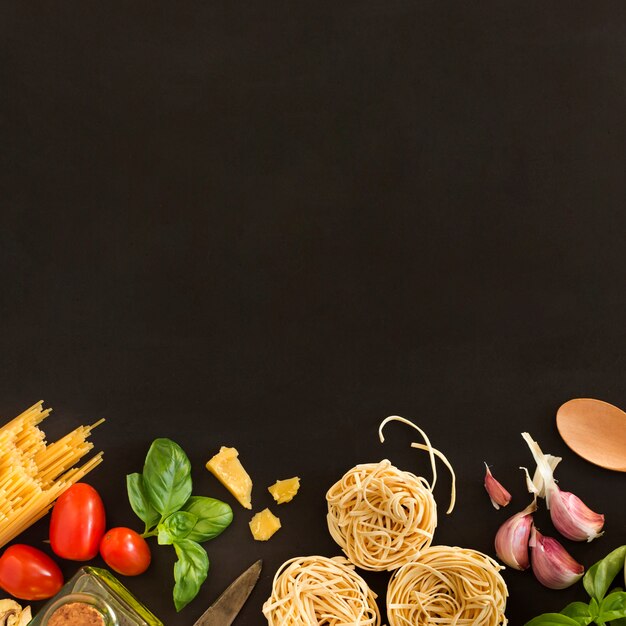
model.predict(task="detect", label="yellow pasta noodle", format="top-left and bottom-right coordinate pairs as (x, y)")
top-left (262, 555), bottom-right (381, 626)
top-left (387, 545), bottom-right (508, 626)
top-left (0, 401), bottom-right (103, 548)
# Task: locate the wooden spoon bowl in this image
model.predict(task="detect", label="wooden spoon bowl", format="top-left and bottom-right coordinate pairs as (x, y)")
top-left (556, 398), bottom-right (626, 472)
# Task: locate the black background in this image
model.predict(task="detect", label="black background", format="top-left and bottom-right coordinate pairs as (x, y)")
top-left (2, 2), bottom-right (626, 624)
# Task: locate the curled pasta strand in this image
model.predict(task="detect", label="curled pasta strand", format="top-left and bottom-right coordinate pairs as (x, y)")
top-left (411, 443), bottom-right (456, 514)
top-left (379, 415), bottom-right (438, 490)
top-left (379, 415), bottom-right (456, 514)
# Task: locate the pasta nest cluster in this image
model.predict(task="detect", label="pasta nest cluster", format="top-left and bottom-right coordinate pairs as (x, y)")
top-left (263, 417), bottom-right (508, 626)
top-left (387, 546), bottom-right (508, 626)
top-left (326, 459), bottom-right (437, 571)
top-left (262, 555), bottom-right (381, 626)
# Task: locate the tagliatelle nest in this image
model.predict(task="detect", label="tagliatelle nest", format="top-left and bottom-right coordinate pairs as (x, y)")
top-left (386, 545), bottom-right (508, 626)
top-left (262, 555), bottom-right (381, 626)
top-left (325, 416), bottom-right (456, 572)
top-left (326, 459), bottom-right (437, 571)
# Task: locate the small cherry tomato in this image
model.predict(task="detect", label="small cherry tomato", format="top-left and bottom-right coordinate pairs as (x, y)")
top-left (100, 527), bottom-right (151, 576)
top-left (0, 544), bottom-right (64, 600)
top-left (50, 483), bottom-right (106, 561)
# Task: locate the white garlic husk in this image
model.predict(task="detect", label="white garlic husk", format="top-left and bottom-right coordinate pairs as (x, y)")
top-left (494, 498), bottom-right (536, 570)
top-left (520, 453), bottom-right (562, 497)
top-left (529, 526), bottom-right (584, 589)
top-left (521, 432), bottom-right (604, 542)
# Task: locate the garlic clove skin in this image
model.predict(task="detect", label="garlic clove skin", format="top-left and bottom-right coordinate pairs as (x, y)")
top-left (532, 454), bottom-right (561, 497)
top-left (547, 484), bottom-right (605, 542)
top-left (529, 526), bottom-right (584, 589)
top-left (494, 498), bottom-right (537, 570)
top-left (520, 454), bottom-right (562, 497)
top-left (484, 463), bottom-right (512, 509)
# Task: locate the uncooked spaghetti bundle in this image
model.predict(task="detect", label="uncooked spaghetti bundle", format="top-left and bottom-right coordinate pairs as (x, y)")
top-left (326, 415), bottom-right (455, 571)
top-left (262, 555), bottom-right (381, 626)
top-left (0, 401), bottom-right (103, 548)
top-left (387, 545), bottom-right (508, 626)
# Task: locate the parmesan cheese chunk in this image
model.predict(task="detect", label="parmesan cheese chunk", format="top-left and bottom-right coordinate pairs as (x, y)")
top-left (268, 477), bottom-right (300, 504)
top-left (206, 446), bottom-right (253, 509)
top-left (249, 508), bottom-right (281, 541)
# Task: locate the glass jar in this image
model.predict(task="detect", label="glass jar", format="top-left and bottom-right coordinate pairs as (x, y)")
top-left (29, 566), bottom-right (163, 626)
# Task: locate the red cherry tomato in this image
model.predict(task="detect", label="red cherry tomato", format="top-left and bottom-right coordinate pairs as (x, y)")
top-left (50, 483), bottom-right (106, 561)
top-left (100, 527), bottom-right (151, 576)
top-left (0, 544), bottom-right (64, 600)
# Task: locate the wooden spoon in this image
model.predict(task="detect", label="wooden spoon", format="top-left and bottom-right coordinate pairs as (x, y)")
top-left (556, 398), bottom-right (626, 472)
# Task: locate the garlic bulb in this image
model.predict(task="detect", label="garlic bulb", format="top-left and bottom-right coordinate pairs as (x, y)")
top-left (529, 526), bottom-right (584, 589)
top-left (0, 600), bottom-right (31, 626)
top-left (521, 433), bottom-right (604, 542)
top-left (484, 463), bottom-right (512, 509)
top-left (494, 498), bottom-right (536, 570)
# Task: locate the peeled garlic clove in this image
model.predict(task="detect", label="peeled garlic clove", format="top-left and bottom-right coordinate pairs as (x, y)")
top-left (548, 485), bottom-right (605, 542)
top-left (494, 498), bottom-right (537, 570)
top-left (484, 463), bottom-right (512, 509)
top-left (521, 432), bottom-right (605, 542)
top-left (529, 526), bottom-right (584, 589)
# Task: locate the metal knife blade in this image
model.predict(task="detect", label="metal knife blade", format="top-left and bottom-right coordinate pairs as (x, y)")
top-left (192, 560), bottom-right (262, 626)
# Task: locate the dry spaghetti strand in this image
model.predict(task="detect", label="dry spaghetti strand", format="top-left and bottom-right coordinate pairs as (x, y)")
top-left (0, 401), bottom-right (104, 548)
top-left (387, 545), bottom-right (508, 626)
top-left (262, 555), bottom-right (381, 626)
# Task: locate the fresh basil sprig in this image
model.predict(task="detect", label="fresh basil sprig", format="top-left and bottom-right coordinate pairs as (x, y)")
top-left (126, 438), bottom-right (233, 612)
top-left (525, 545), bottom-right (626, 626)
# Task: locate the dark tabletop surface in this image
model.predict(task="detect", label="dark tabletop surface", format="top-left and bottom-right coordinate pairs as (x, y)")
top-left (2, 2), bottom-right (626, 624)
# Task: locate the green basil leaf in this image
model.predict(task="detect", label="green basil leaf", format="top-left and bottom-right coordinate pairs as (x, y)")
top-left (583, 545), bottom-right (626, 601)
top-left (182, 496), bottom-right (233, 542)
top-left (173, 539), bottom-right (209, 612)
top-left (158, 511), bottom-right (198, 545)
top-left (127, 473), bottom-right (160, 531)
top-left (524, 614), bottom-right (582, 626)
top-left (143, 438), bottom-right (192, 518)
top-left (560, 601), bottom-right (594, 625)
top-left (612, 618), bottom-right (626, 626)
top-left (598, 591), bottom-right (626, 621)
